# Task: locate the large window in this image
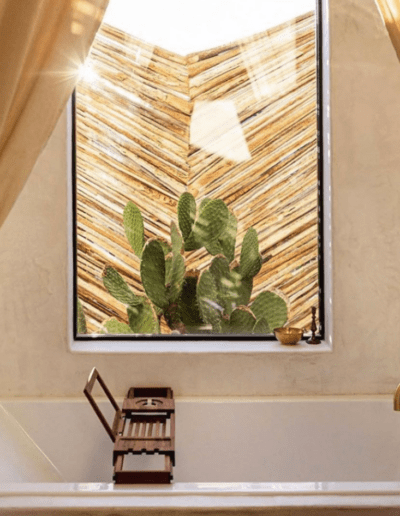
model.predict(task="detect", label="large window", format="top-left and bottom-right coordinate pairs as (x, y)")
top-left (73, 0), bottom-right (325, 341)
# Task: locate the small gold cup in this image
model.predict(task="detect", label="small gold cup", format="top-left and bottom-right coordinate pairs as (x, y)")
top-left (274, 327), bottom-right (303, 345)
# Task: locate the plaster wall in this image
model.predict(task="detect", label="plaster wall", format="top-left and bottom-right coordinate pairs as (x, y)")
top-left (1, 0), bottom-right (400, 397)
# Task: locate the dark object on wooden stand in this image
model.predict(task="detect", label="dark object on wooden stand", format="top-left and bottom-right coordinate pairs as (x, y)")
top-left (307, 306), bottom-right (321, 345)
top-left (83, 368), bottom-right (175, 484)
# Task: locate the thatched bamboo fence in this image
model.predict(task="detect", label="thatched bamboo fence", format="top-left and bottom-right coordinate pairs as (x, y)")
top-left (76, 11), bottom-right (319, 335)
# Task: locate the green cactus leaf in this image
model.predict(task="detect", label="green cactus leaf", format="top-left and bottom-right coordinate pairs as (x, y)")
top-left (171, 221), bottom-right (183, 256)
top-left (183, 232), bottom-right (202, 251)
top-left (250, 291), bottom-right (287, 331)
top-left (165, 256), bottom-right (173, 285)
top-left (210, 255), bottom-right (235, 315)
top-left (197, 270), bottom-right (222, 330)
top-left (168, 253), bottom-right (185, 302)
top-left (177, 275), bottom-right (204, 331)
top-left (77, 298), bottom-right (87, 334)
top-left (128, 302), bottom-right (160, 334)
top-left (123, 201), bottom-right (144, 258)
top-left (240, 227), bottom-right (262, 279)
top-left (199, 198), bottom-right (212, 212)
top-left (103, 266), bottom-right (143, 306)
top-left (253, 317), bottom-right (270, 334)
top-left (192, 199), bottom-right (229, 246)
top-left (178, 192), bottom-right (196, 240)
top-left (104, 319), bottom-right (132, 334)
top-left (140, 240), bottom-right (169, 309)
top-left (158, 239), bottom-right (172, 256)
top-left (205, 238), bottom-right (224, 256)
top-left (228, 306), bottom-right (256, 334)
top-left (219, 211), bottom-right (237, 263)
top-left (231, 266), bottom-right (253, 307)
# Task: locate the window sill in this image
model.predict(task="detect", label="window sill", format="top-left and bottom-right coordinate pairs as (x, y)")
top-left (69, 339), bottom-right (332, 354)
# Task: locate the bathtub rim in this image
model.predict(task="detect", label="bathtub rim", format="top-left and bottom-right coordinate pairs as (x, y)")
top-left (1, 482), bottom-right (400, 511)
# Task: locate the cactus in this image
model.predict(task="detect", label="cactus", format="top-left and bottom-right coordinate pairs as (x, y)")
top-left (240, 228), bottom-right (262, 279)
top-left (250, 291), bottom-right (287, 332)
top-left (101, 193), bottom-right (288, 337)
top-left (77, 298), bottom-right (87, 334)
top-left (197, 270), bottom-right (222, 331)
top-left (127, 303), bottom-right (159, 333)
top-left (140, 239), bottom-right (169, 309)
top-left (219, 211), bottom-right (237, 264)
top-left (124, 201), bottom-right (144, 258)
top-left (103, 266), bottom-right (143, 306)
top-left (104, 319), bottom-right (132, 334)
top-left (178, 192), bottom-right (196, 240)
top-left (228, 306), bottom-right (256, 334)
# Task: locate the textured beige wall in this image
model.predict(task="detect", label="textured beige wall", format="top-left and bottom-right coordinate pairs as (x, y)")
top-left (1, 0), bottom-right (400, 397)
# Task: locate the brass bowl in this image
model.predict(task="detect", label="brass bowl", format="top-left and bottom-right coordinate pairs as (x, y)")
top-left (274, 327), bottom-right (303, 345)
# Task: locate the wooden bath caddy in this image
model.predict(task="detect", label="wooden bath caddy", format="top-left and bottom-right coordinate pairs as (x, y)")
top-left (83, 368), bottom-right (175, 484)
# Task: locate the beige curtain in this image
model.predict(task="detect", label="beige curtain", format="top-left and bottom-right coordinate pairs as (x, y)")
top-left (0, 0), bottom-right (109, 228)
top-left (376, 0), bottom-right (400, 61)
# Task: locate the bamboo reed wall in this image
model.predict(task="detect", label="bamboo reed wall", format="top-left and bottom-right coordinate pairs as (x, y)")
top-left (76, 11), bottom-right (318, 335)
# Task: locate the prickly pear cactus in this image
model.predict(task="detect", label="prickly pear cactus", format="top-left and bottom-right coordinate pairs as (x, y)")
top-left (240, 228), bottom-right (262, 279)
top-left (197, 270), bottom-right (222, 331)
top-left (103, 266), bottom-right (143, 306)
top-left (228, 306), bottom-right (256, 334)
top-left (101, 192), bottom-right (289, 337)
top-left (124, 201), bottom-right (144, 258)
top-left (250, 291), bottom-right (288, 331)
top-left (103, 319), bottom-right (132, 334)
top-left (77, 298), bottom-right (87, 334)
top-left (219, 212), bottom-right (237, 264)
top-left (140, 239), bottom-right (169, 309)
top-left (178, 192), bottom-right (196, 240)
top-left (192, 199), bottom-right (229, 247)
top-left (128, 302), bottom-right (159, 333)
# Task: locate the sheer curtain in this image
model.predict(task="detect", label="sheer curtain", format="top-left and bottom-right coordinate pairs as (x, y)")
top-left (0, 0), bottom-right (109, 228)
top-left (376, 0), bottom-right (400, 61)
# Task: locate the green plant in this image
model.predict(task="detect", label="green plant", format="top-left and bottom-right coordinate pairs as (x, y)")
top-left (101, 194), bottom-right (288, 335)
top-left (77, 298), bottom-right (87, 334)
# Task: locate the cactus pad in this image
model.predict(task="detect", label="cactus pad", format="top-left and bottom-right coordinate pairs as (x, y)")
top-left (210, 255), bottom-right (238, 315)
top-left (192, 199), bottom-right (229, 246)
top-left (251, 291), bottom-right (287, 331)
top-left (103, 266), bottom-right (143, 306)
top-left (140, 240), bottom-right (169, 308)
top-left (77, 298), bottom-right (87, 334)
top-left (178, 192), bottom-right (196, 240)
top-left (230, 266), bottom-right (253, 307)
top-left (128, 303), bottom-right (160, 333)
top-left (168, 253), bottom-right (185, 302)
top-left (219, 211), bottom-right (237, 263)
top-left (104, 319), bottom-right (132, 334)
top-left (197, 270), bottom-right (222, 330)
top-left (171, 222), bottom-right (183, 256)
top-left (252, 317), bottom-right (270, 334)
top-left (123, 201), bottom-right (144, 258)
top-left (177, 275), bottom-right (204, 331)
top-left (228, 306), bottom-right (256, 334)
top-left (240, 227), bottom-right (262, 279)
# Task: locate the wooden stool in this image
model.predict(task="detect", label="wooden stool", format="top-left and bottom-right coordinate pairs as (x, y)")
top-left (84, 368), bottom-right (175, 484)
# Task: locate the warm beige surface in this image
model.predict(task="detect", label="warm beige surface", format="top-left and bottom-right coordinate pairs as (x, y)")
top-left (0, 0), bottom-right (109, 229)
top-left (1, 0), bottom-right (400, 397)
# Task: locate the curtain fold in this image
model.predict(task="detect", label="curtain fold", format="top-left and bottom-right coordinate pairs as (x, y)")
top-left (0, 0), bottom-right (109, 228)
top-left (376, 0), bottom-right (400, 61)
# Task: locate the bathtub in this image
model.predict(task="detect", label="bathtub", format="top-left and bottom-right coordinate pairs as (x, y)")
top-left (1, 396), bottom-right (400, 515)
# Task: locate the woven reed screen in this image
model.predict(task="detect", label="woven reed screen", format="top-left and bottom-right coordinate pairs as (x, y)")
top-left (75, 11), bottom-right (319, 335)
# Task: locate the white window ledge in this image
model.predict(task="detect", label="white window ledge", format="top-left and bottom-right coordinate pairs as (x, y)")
top-left (69, 339), bottom-right (332, 354)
